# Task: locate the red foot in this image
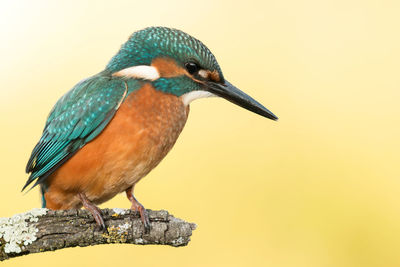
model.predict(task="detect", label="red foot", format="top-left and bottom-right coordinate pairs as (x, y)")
top-left (126, 186), bottom-right (150, 233)
top-left (78, 193), bottom-right (105, 229)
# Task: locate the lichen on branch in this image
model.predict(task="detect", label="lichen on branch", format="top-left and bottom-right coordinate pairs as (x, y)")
top-left (0, 208), bottom-right (196, 261)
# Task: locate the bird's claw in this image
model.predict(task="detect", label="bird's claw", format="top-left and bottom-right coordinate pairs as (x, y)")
top-left (141, 208), bottom-right (150, 234)
top-left (79, 192), bottom-right (107, 232)
top-left (126, 187), bottom-right (151, 233)
top-left (93, 211), bottom-right (106, 230)
top-left (132, 202), bottom-right (150, 234)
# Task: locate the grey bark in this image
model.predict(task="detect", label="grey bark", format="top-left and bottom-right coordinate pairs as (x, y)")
top-left (0, 208), bottom-right (196, 261)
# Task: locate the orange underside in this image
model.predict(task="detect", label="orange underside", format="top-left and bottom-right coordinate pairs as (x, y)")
top-left (44, 83), bottom-right (189, 209)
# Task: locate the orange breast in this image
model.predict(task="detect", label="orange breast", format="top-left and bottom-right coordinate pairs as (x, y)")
top-left (44, 83), bottom-right (189, 209)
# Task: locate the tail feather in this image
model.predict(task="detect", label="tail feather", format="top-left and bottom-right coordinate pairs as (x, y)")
top-left (40, 185), bottom-right (47, 208)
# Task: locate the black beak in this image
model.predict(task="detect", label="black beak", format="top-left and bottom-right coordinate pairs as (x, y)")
top-left (204, 80), bottom-right (278, 120)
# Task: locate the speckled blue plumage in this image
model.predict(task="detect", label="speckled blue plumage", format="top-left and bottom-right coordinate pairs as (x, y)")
top-left (24, 74), bottom-right (142, 190)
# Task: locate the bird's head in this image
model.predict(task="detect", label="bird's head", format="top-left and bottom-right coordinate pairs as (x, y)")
top-left (107, 27), bottom-right (277, 120)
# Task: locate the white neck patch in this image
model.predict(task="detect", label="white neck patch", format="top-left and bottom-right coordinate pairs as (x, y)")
top-left (112, 65), bottom-right (160, 81)
top-left (113, 67), bottom-right (216, 106)
top-left (181, 90), bottom-right (216, 106)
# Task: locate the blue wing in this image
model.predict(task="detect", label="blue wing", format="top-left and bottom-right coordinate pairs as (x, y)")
top-left (23, 74), bottom-right (139, 191)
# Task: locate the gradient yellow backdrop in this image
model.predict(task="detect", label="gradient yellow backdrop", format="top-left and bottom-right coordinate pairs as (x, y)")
top-left (1, 0), bottom-right (400, 266)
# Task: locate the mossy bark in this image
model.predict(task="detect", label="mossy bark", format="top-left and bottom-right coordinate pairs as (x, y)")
top-left (0, 209), bottom-right (196, 261)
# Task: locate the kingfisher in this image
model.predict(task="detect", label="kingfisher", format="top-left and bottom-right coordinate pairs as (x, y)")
top-left (23, 27), bottom-right (277, 231)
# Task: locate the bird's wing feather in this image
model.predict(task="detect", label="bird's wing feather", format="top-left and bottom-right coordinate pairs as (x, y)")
top-left (23, 75), bottom-right (131, 191)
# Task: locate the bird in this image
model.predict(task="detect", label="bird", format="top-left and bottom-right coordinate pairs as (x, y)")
top-left (23, 27), bottom-right (278, 231)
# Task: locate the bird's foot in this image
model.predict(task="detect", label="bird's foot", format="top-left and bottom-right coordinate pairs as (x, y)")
top-left (126, 187), bottom-right (150, 233)
top-left (131, 200), bottom-right (150, 233)
top-left (78, 193), bottom-right (106, 230)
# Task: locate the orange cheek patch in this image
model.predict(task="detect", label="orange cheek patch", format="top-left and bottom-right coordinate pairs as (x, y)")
top-left (199, 69), bottom-right (221, 82)
top-left (209, 70), bottom-right (221, 82)
top-left (151, 57), bottom-right (188, 78)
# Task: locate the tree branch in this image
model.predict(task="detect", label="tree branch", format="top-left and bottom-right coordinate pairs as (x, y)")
top-left (0, 208), bottom-right (196, 261)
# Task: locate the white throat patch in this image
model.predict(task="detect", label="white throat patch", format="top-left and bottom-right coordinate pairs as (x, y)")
top-left (112, 65), bottom-right (160, 81)
top-left (181, 90), bottom-right (216, 106)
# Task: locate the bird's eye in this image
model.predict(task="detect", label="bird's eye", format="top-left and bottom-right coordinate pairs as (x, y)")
top-left (185, 62), bottom-right (200, 75)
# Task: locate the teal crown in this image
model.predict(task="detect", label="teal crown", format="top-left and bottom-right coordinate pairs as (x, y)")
top-left (106, 26), bottom-right (223, 80)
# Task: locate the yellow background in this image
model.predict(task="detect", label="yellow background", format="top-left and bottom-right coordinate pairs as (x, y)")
top-left (1, 0), bottom-right (399, 266)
